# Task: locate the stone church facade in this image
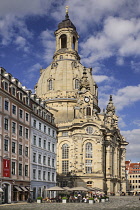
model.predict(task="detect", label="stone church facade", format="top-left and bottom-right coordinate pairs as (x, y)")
top-left (35, 11), bottom-right (128, 195)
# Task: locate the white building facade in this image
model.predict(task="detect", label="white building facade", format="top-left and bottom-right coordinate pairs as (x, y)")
top-left (30, 95), bottom-right (57, 200)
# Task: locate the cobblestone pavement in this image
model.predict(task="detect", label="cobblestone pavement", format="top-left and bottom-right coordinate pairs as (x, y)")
top-left (0, 196), bottom-right (140, 210)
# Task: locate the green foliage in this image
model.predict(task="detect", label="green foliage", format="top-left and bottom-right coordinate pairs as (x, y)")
top-left (37, 197), bottom-right (42, 200)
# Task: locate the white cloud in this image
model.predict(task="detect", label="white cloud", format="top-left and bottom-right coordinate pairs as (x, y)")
top-left (40, 29), bottom-right (55, 63)
top-left (94, 75), bottom-right (111, 83)
top-left (121, 129), bottom-right (140, 162)
top-left (0, 14), bottom-right (32, 50)
top-left (133, 120), bottom-right (140, 127)
top-left (114, 85), bottom-right (140, 110)
top-left (116, 57), bottom-right (124, 66)
top-left (0, 0), bottom-right (57, 17)
top-left (22, 63), bottom-right (42, 85)
top-left (131, 60), bottom-right (140, 73)
top-left (80, 16), bottom-right (140, 65)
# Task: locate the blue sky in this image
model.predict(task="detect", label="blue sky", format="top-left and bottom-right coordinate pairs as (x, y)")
top-left (0, 0), bottom-right (140, 162)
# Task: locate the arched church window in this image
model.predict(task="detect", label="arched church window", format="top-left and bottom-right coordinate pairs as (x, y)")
top-left (85, 142), bottom-right (92, 174)
top-left (48, 80), bottom-right (53, 90)
top-left (86, 107), bottom-right (91, 116)
top-left (75, 79), bottom-right (80, 89)
top-left (85, 142), bottom-right (92, 158)
top-left (62, 143), bottom-right (69, 174)
top-left (72, 36), bottom-right (76, 50)
top-left (60, 34), bottom-right (67, 48)
top-left (62, 143), bottom-right (69, 159)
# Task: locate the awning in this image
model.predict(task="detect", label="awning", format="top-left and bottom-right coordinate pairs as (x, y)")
top-left (26, 186), bottom-right (33, 192)
top-left (14, 186), bottom-right (22, 191)
top-left (0, 188), bottom-right (3, 192)
top-left (20, 186), bottom-right (28, 192)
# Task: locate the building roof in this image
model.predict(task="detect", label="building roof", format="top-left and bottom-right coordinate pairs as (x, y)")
top-left (57, 13), bottom-right (76, 30)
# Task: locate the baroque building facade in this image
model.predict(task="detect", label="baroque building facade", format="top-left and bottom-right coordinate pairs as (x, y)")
top-left (0, 67), bottom-right (57, 203)
top-left (35, 11), bottom-right (128, 195)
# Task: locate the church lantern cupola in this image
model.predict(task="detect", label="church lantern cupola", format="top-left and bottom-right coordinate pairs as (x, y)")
top-left (53, 7), bottom-right (80, 61)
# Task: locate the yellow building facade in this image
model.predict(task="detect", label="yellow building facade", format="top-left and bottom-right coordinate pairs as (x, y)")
top-left (35, 11), bottom-right (128, 195)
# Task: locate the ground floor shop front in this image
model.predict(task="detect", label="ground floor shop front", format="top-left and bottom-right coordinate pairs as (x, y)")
top-left (0, 179), bottom-right (30, 203)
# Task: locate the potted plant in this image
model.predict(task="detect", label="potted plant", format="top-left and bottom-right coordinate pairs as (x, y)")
top-left (62, 197), bottom-right (67, 203)
top-left (88, 197), bottom-right (94, 204)
top-left (37, 197), bottom-right (42, 203)
top-left (101, 196), bottom-right (106, 202)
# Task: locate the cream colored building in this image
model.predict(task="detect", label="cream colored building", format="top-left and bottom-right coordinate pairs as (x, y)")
top-left (35, 11), bottom-right (128, 195)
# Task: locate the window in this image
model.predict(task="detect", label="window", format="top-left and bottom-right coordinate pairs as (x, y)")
top-left (12, 142), bottom-right (16, 153)
top-left (25, 165), bottom-right (28, 176)
top-left (19, 109), bottom-right (23, 118)
top-left (12, 87), bottom-right (16, 96)
top-left (19, 92), bottom-right (22, 101)
top-left (33, 169), bottom-right (36, 179)
top-left (43, 156), bottom-right (46, 165)
top-left (75, 79), bottom-right (80, 89)
top-left (52, 144), bottom-right (55, 152)
top-left (19, 163), bottom-right (22, 176)
top-left (52, 173), bottom-right (54, 181)
top-left (52, 159), bottom-right (54, 167)
top-left (12, 162), bottom-right (16, 175)
top-left (86, 107), bottom-right (91, 116)
top-left (39, 138), bottom-right (41, 147)
top-left (52, 130), bottom-right (55, 137)
top-left (25, 147), bottom-right (28, 157)
top-left (33, 153), bottom-right (36, 162)
top-left (12, 105), bottom-right (16, 115)
top-left (44, 125), bottom-right (46, 133)
top-left (62, 144), bottom-right (69, 159)
top-left (4, 82), bottom-right (8, 91)
top-left (48, 80), bottom-right (53, 90)
top-left (62, 160), bottom-right (69, 174)
top-left (48, 172), bottom-right (50, 181)
top-left (33, 135), bottom-right (36, 145)
top-left (44, 140), bottom-right (46, 149)
top-left (60, 34), bottom-right (67, 48)
top-left (4, 118), bottom-right (8, 130)
top-left (5, 100), bottom-right (9, 111)
top-left (43, 171), bottom-right (46, 180)
top-left (86, 126), bottom-right (93, 134)
top-left (38, 154), bottom-right (41, 164)
top-left (12, 122), bottom-right (16, 133)
top-left (33, 120), bottom-right (36, 128)
top-left (38, 170), bottom-right (41, 180)
top-left (26, 113), bottom-right (29, 121)
top-left (62, 144), bottom-right (69, 174)
top-left (48, 128), bottom-right (50, 135)
top-left (85, 160), bottom-right (92, 173)
top-left (48, 157), bottom-right (50, 166)
top-left (48, 142), bottom-right (50, 151)
top-left (19, 144), bottom-right (22, 155)
top-left (25, 128), bottom-right (29, 139)
top-left (4, 139), bottom-right (8, 151)
top-left (85, 142), bottom-right (92, 158)
top-left (19, 125), bottom-right (23, 136)
top-left (39, 122), bottom-right (41, 130)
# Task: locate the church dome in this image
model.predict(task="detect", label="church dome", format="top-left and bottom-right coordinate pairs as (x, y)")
top-left (57, 13), bottom-right (76, 31)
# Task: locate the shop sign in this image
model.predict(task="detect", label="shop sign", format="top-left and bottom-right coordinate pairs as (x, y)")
top-left (3, 159), bottom-right (10, 177)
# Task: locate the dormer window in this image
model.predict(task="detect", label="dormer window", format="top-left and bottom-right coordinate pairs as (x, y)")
top-left (4, 82), bottom-right (8, 91)
top-left (60, 34), bottom-right (67, 48)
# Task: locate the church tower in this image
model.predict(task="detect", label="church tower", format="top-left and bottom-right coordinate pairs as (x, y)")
top-left (35, 8), bottom-right (128, 195)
